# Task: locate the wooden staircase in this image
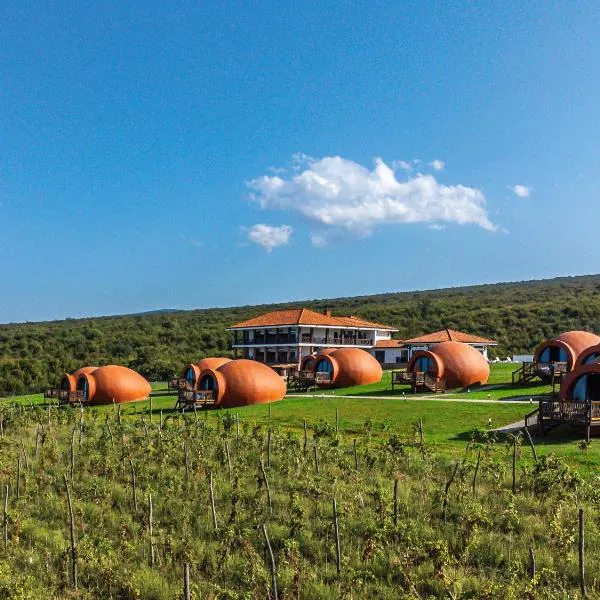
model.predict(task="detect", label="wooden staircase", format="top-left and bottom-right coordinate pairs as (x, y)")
top-left (512, 361), bottom-right (537, 384)
top-left (175, 389), bottom-right (216, 411)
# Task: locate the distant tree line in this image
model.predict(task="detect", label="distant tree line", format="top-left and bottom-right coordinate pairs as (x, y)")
top-left (1, 274), bottom-right (599, 395)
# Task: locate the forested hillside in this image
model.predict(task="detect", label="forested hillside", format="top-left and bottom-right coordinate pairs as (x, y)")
top-left (1, 274), bottom-right (599, 395)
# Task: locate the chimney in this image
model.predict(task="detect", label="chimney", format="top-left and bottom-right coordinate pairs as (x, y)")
top-left (324, 308), bottom-right (332, 317)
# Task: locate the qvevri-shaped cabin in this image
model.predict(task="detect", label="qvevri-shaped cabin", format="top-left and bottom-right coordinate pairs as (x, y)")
top-left (406, 341), bottom-right (490, 392)
top-left (46, 365), bottom-right (151, 405)
top-left (191, 359), bottom-right (286, 409)
top-left (179, 357), bottom-right (232, 388)
top-left (531, 331), bottom-right (600, 382)
top-left (312, 347), bottom-right (383, 388)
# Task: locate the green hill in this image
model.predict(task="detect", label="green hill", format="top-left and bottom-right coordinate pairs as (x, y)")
top-left (1, 274), bottom-right (600, 395)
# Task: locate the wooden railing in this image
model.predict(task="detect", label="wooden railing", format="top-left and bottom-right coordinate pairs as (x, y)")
top-left (176, 389), bottom-right (216, 410)
top-left (512, 361), bottom-right (568, 384)
top-left (390, 370), bottom-right (445, 393)
top-left (314, 372), bottom-right (332, 385)
top-left (44, 389), bottom-right (86, 405)
top-left (168, 378), bottom-right (192, 391)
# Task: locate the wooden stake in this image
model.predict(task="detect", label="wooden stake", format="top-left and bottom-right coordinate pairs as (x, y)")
top-left (472, 450), bottom-right (481, 497)
top-left (149, 395), bottom-right (153, 423)
top-left (16, 453), bottom-right (20, 500)
top-left (393, 479), bottom-right (399, 526)
top-left (442, 462), bottom-right (460, 522)
top-left (236, 413), bottom-right (240, 441)
top-left (303, 420), bottom-right (308, 454)
top-left (225, 441), bottom-right (232, 482)
top-left (160, 409), bottom-right (164, 430)
top-left (262, 524), bottom-right (278, 600)
top-left (129, 459), bottom-right (138, 512)
top-left (148, 494), bottom-right (155, 567)
top-left (209, 472), bottom-right (218, 531)
top-left (183, 562), bottom-right (191, 600)
top-left (332, 498), bottom-right (341, 574)
top-left (313, 444), bottom-right (320, 475)
top-left (353, 439), bottom-right (358, 471)
top-left (512, 437), bottom-right (518, 494)
top-left (267, 428), bottom-right (272, 469)
top-left (105, 418), bottom-right (115, 450)
top-left (70, 427), bottom-right (76, 483)
top-left (2, 485), bottom-right (8, 550)
top-left (260, 458), bottom-right (273, 515)
top-left (579, 508), bottom-right (587, 599)
top-left (522, 426), bottom-right (538, 464)
top-left (63, 474), bottom-right (77, 590)
top-left (78, 407), bottom-right (84, 449)
top-left (528, 546), bottom-right (536, 580)
top-left (20, 442), bottom-right (29, 470)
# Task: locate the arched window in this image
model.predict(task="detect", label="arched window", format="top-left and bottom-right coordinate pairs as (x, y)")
top-left (571, 373), bottom-right (600, 402)
top-left (316, 358), bottom-right (333, 374)
top-left (77, 376), bottom-right (89, 399)
top-left (538, 346), bottom-right (568, 364)
top-left (583, 352), bottom-right (600, 365)
top-left (185, 367), bottom-right (196, 385)
top-left (199, 374), bottom-right (215, 391)
top-left (413, 356), bottom-right (432, 373)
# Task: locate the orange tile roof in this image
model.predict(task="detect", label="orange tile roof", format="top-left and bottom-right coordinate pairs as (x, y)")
top-left (375, 339), bottom-right (406, 348)
top-left (229, 308), bottom-right (397, 331)
top-left (403, 328), bottom-right (497, 345)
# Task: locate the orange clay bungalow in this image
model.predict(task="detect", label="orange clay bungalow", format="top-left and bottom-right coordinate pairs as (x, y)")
top-left (60, 366), bottom-right (98, 392)
top-left (532, 331), bottom-right (600, 381)
top-left (312, 347), bottom-right (382, 388)
top-left (406, 341), bottom-right (490, 391)
top-left (195, 359), bottom-right (286, 408)
top-left (180, 357), bottom-right (232, 387)
top-left (75, 365), bottom-right (151, 405)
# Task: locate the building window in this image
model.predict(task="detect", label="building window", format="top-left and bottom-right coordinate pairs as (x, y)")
top-left (374, 350), bottom-right (385, 363)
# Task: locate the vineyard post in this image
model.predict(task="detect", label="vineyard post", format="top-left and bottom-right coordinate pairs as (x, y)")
top-left (512, 437), bottom-right (518, 495)
top-left (70, 427), bottom-right (76, 483)
top-left (148, 494), bottom-right (155, 567)
top-left (105, 417), bottom-right (115, 450)
top-left (528, 546), bottom-right (536, 580)
top-left (260, 458), bottom-right (273, 515)
top-left (2, 485), bottom-right (7, 550)
top-left (21, 442), bottom-right (29, 470)
top-left (149, 395), bottom-right (152, 423)
top-left (472, 450), bottom-right (481, 497)
top-left (303, 420), bottom-right (308, 454)
top-left (267, 428), bottom-right (272, 469)
top-left (183, 562), bottom-right (191, 600)
top-left (35, 427), bottom-right (40, 458)
top-left (579, 508), bottom-right (587, 599)
top-left (225, 441), bottom-right (232, 482)
top-left (353, 439), bottom-right (358, 471)
top-left (63, 474), bottom-right (77, 590)
top-left (78, 407), bottom-right (84, 449)
top-left (442, 462), bottom-right (460, 522)
top-left (522, 426), bottom-right (538, 464)
top-left (16, 453), bottom-right (20, 500)
top-left (332, 498), bottom-right (341, 574)
top-left (393, 478), bottom-right (399, 526)
top-left (262, 524), bottom-right (278, 600)
top-left (236, 412), bottom-right (240, 441)
top-left (160, 409), bottom-right (164, 430)
top-left (209, 471), bottom-right (218, 531)
top-left (129, 459), bottom-right (138, 512)
top-left (313, 444), bottom-right (320, 475)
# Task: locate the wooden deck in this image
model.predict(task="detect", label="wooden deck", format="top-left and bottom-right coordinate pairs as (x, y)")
top-left (528, 400), bottom-right (600, 438)
top-left (44, 389), bottom-right (86, 405)
top-left (391, 370), bottom-right (446, 394)
top-left (512, 361), bottom-right (567, 385)
top-left (175, 389), bottom-right (216, 411)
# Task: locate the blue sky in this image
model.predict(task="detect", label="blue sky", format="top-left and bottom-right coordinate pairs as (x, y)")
top-left (2, 1), bottom-right (599, 323)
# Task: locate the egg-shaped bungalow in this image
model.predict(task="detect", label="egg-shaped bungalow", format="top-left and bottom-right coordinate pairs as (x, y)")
top-left (75, 365), bottom-right (152, 405)
top-left (313, 347), bottom-right (382, 388)
top-left (196, 359), bottom-right (286, 408)
top-left (533, 331), bottom-right (600, 381)
top-left (407, 341), bottom-right (490, 390)
top-left (181, 357), bottom-right (232, 387)
top-left (559, 363), bottom-right (600, 404)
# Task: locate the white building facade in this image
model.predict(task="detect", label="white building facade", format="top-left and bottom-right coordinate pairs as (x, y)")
top-left (228, 308), bottom-right (397, 366)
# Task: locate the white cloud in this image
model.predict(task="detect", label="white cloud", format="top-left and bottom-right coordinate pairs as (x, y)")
top-left (429, 159), bottom-right (445, 171)
top-left (392, 159), bottom-right (413, 171)
top-left (509, 184), bottom-right (532, 198)
top-left (247, 224), bottom-right (293, 251)
top-left (428, 224), bottom-right (445, 230)
top-left (247, 155), bottom-right (496, 234)
top-left (310, 233), bottom-right (328, 248)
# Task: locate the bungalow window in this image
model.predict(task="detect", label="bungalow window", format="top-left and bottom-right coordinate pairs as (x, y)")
top-left (572, 373), bottom-right (600, 402)
top-left (199, 374), bottom-right (216, 391)
top-left (538, 346), bottom-right (568, 364)
top-left (77, 377), bottom-right (89, 400)
top-left (583, 352), bottom-right (600, 365)
top-left (316, 358), bottom-right (333, 374)
top-left (414, 356), bottom-right (432, 373)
